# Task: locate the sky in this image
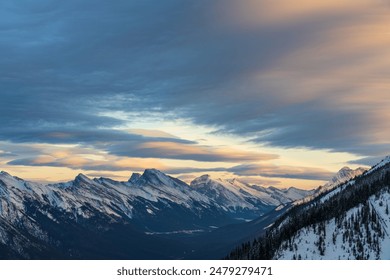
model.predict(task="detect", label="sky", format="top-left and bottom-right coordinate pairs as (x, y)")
top-left (1, 0), bottom-right (390, 189)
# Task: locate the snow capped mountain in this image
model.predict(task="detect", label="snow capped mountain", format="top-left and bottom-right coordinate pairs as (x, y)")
top-left (321, 166), bottom-right (367, 192)
top-left (293, 166), bottom-right (367, 206)
top-left (132, 169), bottom-right (212, 208)
top-left (190, 175), bottom-right (313, 219)
top-left (0, 170), bottom-right (212, 259)
top-left (266, 186), bottom-right (313, 202)
top-left (128, 172), bottom-right (141, 184)
top-left (0, 168), bottom-right (314, 259)
top-left (0, 169), bottom-right (313, 225)
top-left (227, 157), bottom-right (390, 260)
top-left (138, 169), bottom-right (177, 186)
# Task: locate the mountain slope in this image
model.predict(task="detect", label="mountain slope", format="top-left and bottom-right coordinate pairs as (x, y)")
top-left (190, 175), bottom-right (313, 220)
top-left (275, 192), bottom-right (390, 259)
top-left (0, 168), bottom-right (314, 259)
top-left (0, 171), bottom-right (195, 259)
top-left (293, 166), bottom-right (367, 206)
top-left (320, 166), bottom-right (367, 193)
top-left (227, 157), bottom-right (390, 260)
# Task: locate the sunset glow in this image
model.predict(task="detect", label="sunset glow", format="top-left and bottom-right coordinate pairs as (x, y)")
top-left (1, 0), bottom-right (390, 189)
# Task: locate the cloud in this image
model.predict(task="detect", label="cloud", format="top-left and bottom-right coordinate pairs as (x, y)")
top-left (347, 156), bottom-right (386, 167)
top-left (5, 145), bottom-right (328, 181)
top-left (1, 130), bottom-right (277, 163)
top-left (106, 141), bottom-right (278, 162)
top-left (163, 166), bottom-right (228, 175)
top-left (185, 0), bottom-right (390, 157)
top-left (228, 164), bottom-right (334, 181)
top-left (177, 173), bottom-right (281, 187)
top-left (1, 0), bottom-right (389, 171)
top-left (127, 129), bottom-right (179, 139)
top-left (6, 152), bottom-right (272, 174)
top-left (235, 176), bottom-right (281, 187)
top-left (162, 163), bottom-right (333, 181)
top-left (7, 155), bottom-right (169, 173)
top-left (176, 174), bottom-right (197, 183)
top-left (216, 0), bottom-right (373, 27)
top-left (85, 172), bottom-right (129, 181)
top-left (0, 151), bottom-right (16, 158)
top-left (0, 127), bottom-right (195, 145)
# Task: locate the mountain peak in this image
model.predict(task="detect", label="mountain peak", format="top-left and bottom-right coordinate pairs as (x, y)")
top-left (0, 171), bottom-right (12, 178)
top-left (143, 168), bottom-right (162, 175)
top-left (190, 174), bottom-right (211, 187)
top-left (74, 173), bottom-right (93, 184)
top-left (338, 166), bottom-right (352, 172)
top-left (128, 173), bottom-right (141, 184)
top-left (323, 166), bottom-right (367, 191)
top-left (139, 169), bottom-right (174, 186)
top-left (142, 168), bottom-right (168, 180)
top-left (335, 166), bottom-right (354, 178)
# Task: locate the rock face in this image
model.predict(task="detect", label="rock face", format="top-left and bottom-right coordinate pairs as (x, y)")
top-left (128, 173), bottom-right (141, 184)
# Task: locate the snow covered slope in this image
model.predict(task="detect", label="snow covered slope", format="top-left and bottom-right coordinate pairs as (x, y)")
top-left (0, 168), bottom-right (313, 229)
top-left (190, 175), bottom-right (313, 219)
top-left (293, 166), bottom-right (367, 206)
top-left (275, 191), bottom-right (390, 260)
top-left (0, 169), bottom-right (229, 232)
top-left (227, 156), bottom-right (390, 260)
top-left (321, 166), bottom-right (367, 192)
top-left (0, 168), bottom-right (314, 259)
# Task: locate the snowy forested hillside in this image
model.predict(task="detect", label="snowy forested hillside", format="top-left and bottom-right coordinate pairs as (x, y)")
top-left (227, 157), bottom-right (390, 260)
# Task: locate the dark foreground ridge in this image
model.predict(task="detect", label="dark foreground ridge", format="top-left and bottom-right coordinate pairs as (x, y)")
top-left (227, 157), bottom-right (390, 260)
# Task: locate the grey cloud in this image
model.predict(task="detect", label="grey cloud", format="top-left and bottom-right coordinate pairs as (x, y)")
top-left (0, 142), bottom-right (44, 158)
top-left (105, 142), bottom-right (277, 162)
top-left (160, 164), bottom-right (332, 181)
top-left (7, 158), bottom-right (131, 172)
top-left (347, 156), bottom-right (385, 167)
top-left (7, 157), bottom-right (225, 173)
top-left (0, 128), bottom-right (195, 145)
top-left (1, 0), bottom-right (389, 162)
top-left (8, 157), bottom-right (330, 181)
top-left (164, 167), bottom-right (228, 174)
top-left (0, 151), bottom-right (16, 157)
top-left (85, 172), bottom-right (128, 180)
top-left (228, 164), bottom-right (334, 181)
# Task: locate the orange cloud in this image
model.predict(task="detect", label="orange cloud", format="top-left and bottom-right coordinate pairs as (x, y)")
top-left (217, 0), bottom-right (375, 28)
top-left (138, 141), bottom-right (278, 162)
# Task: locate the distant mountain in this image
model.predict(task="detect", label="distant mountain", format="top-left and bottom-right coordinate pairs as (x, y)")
top-left (321, 166), bottom-right (367, 192)
top-left (190, 175), bottom-right (314, 220)
top-left (294, 166), bottom-right (367, 206)
top-left (0, 169), bottom-right (312, 259)
top-left (227, 157), bottom-right (390, 260)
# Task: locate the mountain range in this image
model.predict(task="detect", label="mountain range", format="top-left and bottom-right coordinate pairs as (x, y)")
top-left (0, 162), bottom-right (376, 259)
top-left (0, 168), bottom-right (314, 259)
